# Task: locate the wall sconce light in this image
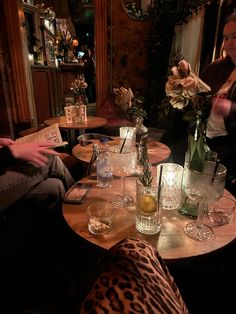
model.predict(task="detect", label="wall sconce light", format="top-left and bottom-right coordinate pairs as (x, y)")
top-left (28, 53), bottom-right (34, 64)
top-left (72, 38), bottom-right (79, 47)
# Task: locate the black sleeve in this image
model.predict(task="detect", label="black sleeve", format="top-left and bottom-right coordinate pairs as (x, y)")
top-left (0, 146), bottom-right (16, 174)
top-left (225, 83), bottom-right (236, 143)
top-left (224, 101), bottom-right (236, 144)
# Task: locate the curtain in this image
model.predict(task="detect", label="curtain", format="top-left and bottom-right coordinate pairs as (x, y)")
top-left (174, 8), bottom-right (205, 74)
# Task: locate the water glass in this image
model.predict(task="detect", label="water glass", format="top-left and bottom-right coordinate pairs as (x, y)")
top-left (96, 151), bottom-right (113, 188)
top-left (87, 201), bottom-right (115, 235)
top-left (206, 196), bottom-right (236, 226)
top-left (135, 179), bottom-right (162, 235)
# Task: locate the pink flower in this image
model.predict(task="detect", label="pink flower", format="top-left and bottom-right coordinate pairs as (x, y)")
top-left (165, 59), bottom-right (211, 112)
top-left (177, 60), bottom-right (190, 77)
top-left (113, 87), bottom-right (133, 111)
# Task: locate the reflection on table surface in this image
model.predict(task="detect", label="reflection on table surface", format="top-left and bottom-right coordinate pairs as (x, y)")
top-left (44, 115), bottom-right (108, 152)
top-left (44, 115), bottom-right (107, 130)
top-left (72, 137), bottom-right (171, 165)
top-left (63, 175), bottom-right (236, 262)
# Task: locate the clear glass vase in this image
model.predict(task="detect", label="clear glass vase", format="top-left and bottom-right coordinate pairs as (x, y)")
top-left (187, 117), bottom-right (210, 171)
top-left (180, 117), bottom-right (218, 218)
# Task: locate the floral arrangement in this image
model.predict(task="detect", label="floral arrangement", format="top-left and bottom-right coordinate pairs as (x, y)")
top-left (113, 87), bottom-right (147, 122)
top-left (165, 59), bottom-right (211, 117)
top-left (138, 151), bottom-right (153, 187)
top-left (126, 91), bottom-right (147, 121)
top-left (70, 75), bottom-right (88, 97)
top-left (113, 87), bottom-right (133, 112)
top-left (165, 59), bottom-right (213, 169)
top-left (55, 25), bottom-right (72, 55)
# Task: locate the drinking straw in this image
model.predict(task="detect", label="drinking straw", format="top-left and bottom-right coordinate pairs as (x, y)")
top-left (119, 129), bottom-right (130, 153)
top-left (157, 165), bottom-right (163, 209)
top-left (211, 159), bottom-right (220, 184)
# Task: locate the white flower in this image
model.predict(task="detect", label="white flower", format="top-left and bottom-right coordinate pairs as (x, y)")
top-left (170, 96), bottom-right (189, 109)
top-left (70, 76), bottom-right (88, 94)
top-left (178, 59), bottom-right (190, 77)
top-left (113, 87), bottom-right (133, 111)
top-left (165, 60), bottom-right (211, 112)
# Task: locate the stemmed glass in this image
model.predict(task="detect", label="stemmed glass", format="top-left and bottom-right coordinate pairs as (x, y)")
top-left (184, 160), bottom-right (227, 241)
top-left (108, 139), bottom-right (137, 207)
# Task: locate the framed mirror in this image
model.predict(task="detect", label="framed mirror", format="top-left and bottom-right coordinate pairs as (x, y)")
top-left (121, 0), bottom-right (152, 21)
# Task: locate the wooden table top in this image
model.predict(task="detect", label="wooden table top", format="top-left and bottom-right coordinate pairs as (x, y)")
top-left (44, 115), bottom-right (107, 130)
top-left (63, 175), bottom-right (236, 262)
top-left (72, 137), bottom-right (171, 165)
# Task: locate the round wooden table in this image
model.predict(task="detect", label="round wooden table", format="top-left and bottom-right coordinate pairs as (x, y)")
top-left (72, 137), bottom-right (171, 165)
top-left (62, 175), bottom-right (236, 262)
top-left (45, 116), bottom-right (107, 131)
top-left (44, 116), bottom-right (107, 150)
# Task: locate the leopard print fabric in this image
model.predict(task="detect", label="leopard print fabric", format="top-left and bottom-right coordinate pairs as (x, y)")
top-left (80, 237), bottom-right (189, 314)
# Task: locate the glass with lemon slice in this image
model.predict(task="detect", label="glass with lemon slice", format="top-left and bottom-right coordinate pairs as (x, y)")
top-left (135, 178), bottom-right (162, 234)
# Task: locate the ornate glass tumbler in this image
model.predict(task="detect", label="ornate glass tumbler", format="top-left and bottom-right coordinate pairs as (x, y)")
top-left (135, 178), bottom-right (162, 235)
top-left (157, 163), bottom-right (183, 210)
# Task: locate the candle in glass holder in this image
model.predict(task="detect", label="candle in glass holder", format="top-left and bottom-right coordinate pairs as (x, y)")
top-left (157, 163), bottom-right (183, 210)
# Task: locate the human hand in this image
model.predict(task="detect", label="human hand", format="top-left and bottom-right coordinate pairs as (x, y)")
top-left (0, 137), bottom-right (15, 148)
top-left (212, 96), bottom-right (231, 118)
top-left (9, 142), bottom-right (60, 167)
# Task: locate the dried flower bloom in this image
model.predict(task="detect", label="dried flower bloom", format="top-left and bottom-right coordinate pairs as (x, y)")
top-left (165, 60), bottom-right (214, 171)
top-left (178, 59), bottom-right (190, 77)
top-left (165, 60), bottom-right (211, 114)
top-left (113, 87), bottom-right (133, 111)
top-left (70, 75), bottom-right (88, 96)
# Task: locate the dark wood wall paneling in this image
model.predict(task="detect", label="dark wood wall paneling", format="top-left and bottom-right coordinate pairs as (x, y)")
top-left (0, 0), bottom-right (32, 137)
top-left (111, 1), bottom-right (151, 96)
top-left (31, 65), bottom-right (62, 125)
top-left (0, 0), bottom-right (151, 136)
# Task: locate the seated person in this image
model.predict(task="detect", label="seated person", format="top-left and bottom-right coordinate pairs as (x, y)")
top-left (0, 138), bottom-right (89, 308)
top-left (161, 12), bottom-right (236, 196)
top-left (0, 138), bottom-right (74, 212)
top-left (80, 237), bottom-right (189, 314)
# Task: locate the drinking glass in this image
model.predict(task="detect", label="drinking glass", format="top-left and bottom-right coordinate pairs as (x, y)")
top-left (180, 150), bottom-right (218, 217)
top-left (135, 178), bottom-right (162, 235)
top-left (108, 139), bottom-right (137, 207)
top-left (184, 161), bottom-right (227, 241)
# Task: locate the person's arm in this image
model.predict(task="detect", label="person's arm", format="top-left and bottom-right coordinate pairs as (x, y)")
top-left (0, 138), bottom-right (15, 148)
top-left (8, 142), bottom-right (59, 167)
top-left (211, 96), bottom-right (236, 140)
top-left (225, 101), bottom-right (236, 135)
top-left (0, 141), bottom-right (60, 171)
top-left (0, 146), bottom-right (16, 168)
top-left (200, 56), bottom-right (235, 94)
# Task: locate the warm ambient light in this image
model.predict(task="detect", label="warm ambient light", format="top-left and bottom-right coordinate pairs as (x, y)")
top-left (28, 53), bottom-right (34, 64)
top-left (157, 163), bottom-right (183, 210)
top-left (72, 38), bottom-right (79, 47)
top-left (119, 127), bottom-right (136, 141)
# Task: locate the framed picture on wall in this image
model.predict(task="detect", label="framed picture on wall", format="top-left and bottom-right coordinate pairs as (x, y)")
top-left (23, 3), bottom-right (42, 56)
top-left (43, 29), bottom-right (55, 66)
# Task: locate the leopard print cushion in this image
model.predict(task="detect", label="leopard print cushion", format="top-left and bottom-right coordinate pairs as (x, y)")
top-left (80, 237), bottom-right (189, 314)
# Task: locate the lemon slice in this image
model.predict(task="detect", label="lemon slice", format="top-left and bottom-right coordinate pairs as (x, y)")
top-left (140, 194), bottom-right (157, 214)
